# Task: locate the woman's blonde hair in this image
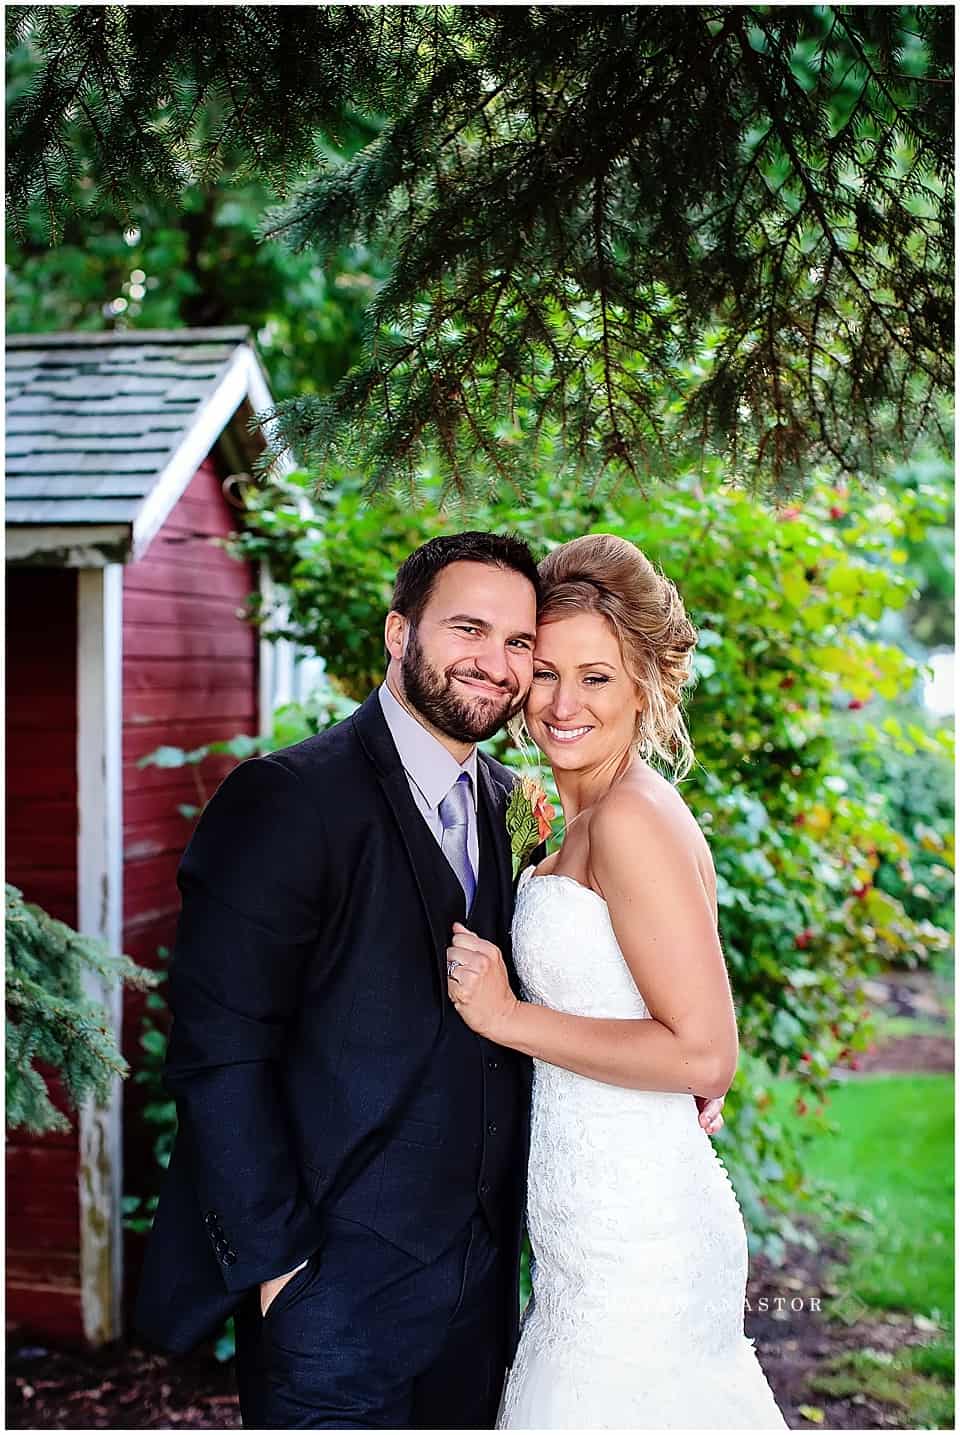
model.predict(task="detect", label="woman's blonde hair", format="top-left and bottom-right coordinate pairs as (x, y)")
top-left (534, 533), bottom-right (698, 782)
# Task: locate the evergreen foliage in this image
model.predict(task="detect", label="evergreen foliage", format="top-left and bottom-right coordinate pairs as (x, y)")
top-left (5, 884), bottom-right (159, 1135)
top-left (5, 34), bottom-right (383, 389)
top-left (6, 5), bottom-right (953, 493)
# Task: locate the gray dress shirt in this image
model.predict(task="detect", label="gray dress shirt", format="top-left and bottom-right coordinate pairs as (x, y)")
top-left (378, 680), bottom-right (480, 876)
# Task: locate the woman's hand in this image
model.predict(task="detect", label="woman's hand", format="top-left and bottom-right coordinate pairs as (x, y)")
top-left (446, 923), bottom-right (520, 1042)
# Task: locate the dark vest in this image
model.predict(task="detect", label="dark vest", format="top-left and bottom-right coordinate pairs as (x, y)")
top-left (326, 776), bottom-right (527, 1261)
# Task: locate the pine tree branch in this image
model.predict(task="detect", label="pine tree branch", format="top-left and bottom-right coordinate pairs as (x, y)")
top-left (6, 5), bottom-right (952, 493)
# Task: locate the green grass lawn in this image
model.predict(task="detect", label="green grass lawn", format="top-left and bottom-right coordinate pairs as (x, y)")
top-left (776, 1072), bottom-right (954, 1326)
top-left (774, 1070), bottom-right (954, 1428)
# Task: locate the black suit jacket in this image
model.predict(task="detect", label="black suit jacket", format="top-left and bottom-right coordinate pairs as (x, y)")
top-left (133, 690), bottom-right (541, 1356)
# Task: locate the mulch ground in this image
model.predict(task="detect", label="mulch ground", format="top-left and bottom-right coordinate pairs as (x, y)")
top-left (857, 1031), bottom-right (954, 1074)
top-left (746, 1232), bottom-right (945, 1431)
top-left (6, 1337), bottom-right (242, 1429)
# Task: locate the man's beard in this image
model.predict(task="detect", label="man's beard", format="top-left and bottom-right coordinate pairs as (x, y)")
top-left (401, 625), bottom-right (523, 743)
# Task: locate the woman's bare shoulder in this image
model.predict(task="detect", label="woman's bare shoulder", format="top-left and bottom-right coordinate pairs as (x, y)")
top-left (588, 764), bottom-right (715, 891)
top-left (589, 762), bottom-right (696, 832)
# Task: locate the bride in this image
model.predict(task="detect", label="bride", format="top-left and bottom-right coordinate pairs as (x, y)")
top-left (445, 533), bottom-right (788, 1430)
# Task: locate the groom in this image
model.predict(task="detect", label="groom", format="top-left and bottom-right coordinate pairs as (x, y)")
top-left (134, 532), bottom-right (548, 1427)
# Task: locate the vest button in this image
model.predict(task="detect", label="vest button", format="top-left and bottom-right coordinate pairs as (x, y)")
top-left (479, 1181), bottom-right (490, 1195)
top-left (487, 1121), bottom-right (498, 1135)
top-left (487, 1058), bottom-right (499, 1070)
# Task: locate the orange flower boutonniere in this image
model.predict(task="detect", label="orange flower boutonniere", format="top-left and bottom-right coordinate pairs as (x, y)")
top-left (506, 776), bottom-right (556, 880)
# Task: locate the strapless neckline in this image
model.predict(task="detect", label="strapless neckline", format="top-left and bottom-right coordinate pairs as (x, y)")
top-left (523, 868), bottom-right (608, 908)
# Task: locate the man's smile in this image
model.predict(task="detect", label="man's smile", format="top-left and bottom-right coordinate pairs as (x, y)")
top-left (452, 674), bottom-right (515, 699)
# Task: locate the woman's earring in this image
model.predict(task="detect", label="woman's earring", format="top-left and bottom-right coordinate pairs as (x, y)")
top-left (635, 719), bottom-right (651, 758)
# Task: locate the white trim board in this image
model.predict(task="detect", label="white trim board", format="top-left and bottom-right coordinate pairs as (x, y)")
top-left (6, 525), bottom-right (130, 566)
top-left (247, 356), bottom-right (297, 736)
top-left (130, 343), bottom-right (292, 560)
top-left (76, 565), bottom-right (125, 1346)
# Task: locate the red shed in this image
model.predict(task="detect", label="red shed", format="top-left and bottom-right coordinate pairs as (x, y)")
top-left (6, 327), bottom-right (295, 1347)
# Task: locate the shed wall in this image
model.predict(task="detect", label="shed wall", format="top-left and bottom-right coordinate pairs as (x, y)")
top-left (6, 567), bottom-right (85, 1339)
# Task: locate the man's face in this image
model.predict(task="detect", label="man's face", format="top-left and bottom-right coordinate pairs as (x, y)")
top-left (391, 561), bottom-right (538, 744)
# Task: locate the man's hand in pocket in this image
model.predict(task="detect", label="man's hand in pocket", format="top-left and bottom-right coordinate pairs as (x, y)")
top-left (259, 1257), bottom-right (308, 1317)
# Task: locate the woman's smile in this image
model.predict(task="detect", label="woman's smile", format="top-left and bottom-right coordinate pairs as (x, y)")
top-left (542, 722), bottom-right (595, 745)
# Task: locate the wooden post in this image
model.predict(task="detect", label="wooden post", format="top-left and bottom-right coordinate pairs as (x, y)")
top-left (76, 564), bottom-right (124, 1344)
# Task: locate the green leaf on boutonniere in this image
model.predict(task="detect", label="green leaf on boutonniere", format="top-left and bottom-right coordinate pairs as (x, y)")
top-left (506, 776), bottom-right (556, 879)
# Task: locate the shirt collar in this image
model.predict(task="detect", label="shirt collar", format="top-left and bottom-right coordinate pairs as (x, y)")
top-left (378, 680), bottom-right (478, 811)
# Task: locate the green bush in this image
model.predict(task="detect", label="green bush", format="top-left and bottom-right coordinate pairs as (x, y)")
top-left (837, 703), bottom-right (954, 942)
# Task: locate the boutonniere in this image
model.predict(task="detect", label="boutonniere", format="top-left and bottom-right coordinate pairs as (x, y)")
top-left (506, 776), bottom-right (557, 880)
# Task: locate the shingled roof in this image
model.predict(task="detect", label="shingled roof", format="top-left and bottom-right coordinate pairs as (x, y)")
top-left (6, 326), bottom-right (282, 562)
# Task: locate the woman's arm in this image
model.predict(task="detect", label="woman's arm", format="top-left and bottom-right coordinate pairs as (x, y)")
top-left (447, 786), bottom-right (739, 1099)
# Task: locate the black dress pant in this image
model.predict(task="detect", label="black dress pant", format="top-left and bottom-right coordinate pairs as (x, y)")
top-left (233, 1212), bottom-right (511, 1429)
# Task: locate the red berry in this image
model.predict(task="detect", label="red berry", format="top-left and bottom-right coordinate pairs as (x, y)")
top-left (848, 698), bottom-right (865, 710)
top-left (795, 1098), bottom-right (808, 1115)
top-left (830, 506), bottom-right (846, 520)
top-left (794, 929), bottom-right (814, 950)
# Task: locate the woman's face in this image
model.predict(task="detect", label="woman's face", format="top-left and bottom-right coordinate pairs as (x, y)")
top-left (524, 611), bottom-right (643, 773)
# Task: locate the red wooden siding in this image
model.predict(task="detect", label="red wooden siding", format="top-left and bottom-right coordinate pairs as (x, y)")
top-left (120, 449), bottom-right (259, 1324)
top-left (6, 567), bottom-right (84, 1340)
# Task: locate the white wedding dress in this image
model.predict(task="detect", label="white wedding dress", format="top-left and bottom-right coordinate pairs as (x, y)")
top-left (496, 866), bottom-right (788, 1430)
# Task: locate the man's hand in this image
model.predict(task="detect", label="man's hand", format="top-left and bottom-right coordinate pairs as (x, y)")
top-left (696, 1094), bottom-right (725, 1136)
top-left (259, 1258), bottom-right (308, 1318)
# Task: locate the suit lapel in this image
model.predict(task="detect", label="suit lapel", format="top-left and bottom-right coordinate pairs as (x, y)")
top-left (351, 692), bottom-right (458, 1021)
top-left (380, 766), bottom-right (460, 1005)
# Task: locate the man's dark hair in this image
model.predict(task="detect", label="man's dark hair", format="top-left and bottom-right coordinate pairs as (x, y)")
top-left (391, 531), bottom-right (541, 625)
